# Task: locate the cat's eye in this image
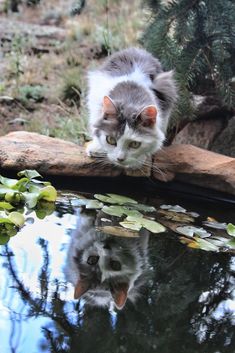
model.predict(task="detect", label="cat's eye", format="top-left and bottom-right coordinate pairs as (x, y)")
top-left (129, 141), bottom-right (141, 149)
top-left (110, 260), bottom-right (121, 271)
top-left (87, 255), bottom-right (99, 265)
top-left (106, 136), bottom-right (117, 146)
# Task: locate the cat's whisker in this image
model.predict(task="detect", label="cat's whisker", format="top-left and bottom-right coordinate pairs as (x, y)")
top-left (141, 160), bottom-right (168, 179)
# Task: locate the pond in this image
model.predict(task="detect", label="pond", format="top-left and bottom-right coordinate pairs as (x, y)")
top-left (0, 177), bottom-right (235, 353)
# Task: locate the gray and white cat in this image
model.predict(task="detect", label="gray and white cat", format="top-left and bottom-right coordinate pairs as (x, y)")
top-left (65, 210), bottom-right (150, 310)
top-left (86, 47), bottom-right (178, 168)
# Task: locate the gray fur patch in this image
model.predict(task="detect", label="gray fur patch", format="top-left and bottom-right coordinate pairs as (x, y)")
top-left (101, 47), bottom-right (163, 79)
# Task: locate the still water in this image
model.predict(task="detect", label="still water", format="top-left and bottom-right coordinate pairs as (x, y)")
top-left (0, 188), bottom-right (235, 353)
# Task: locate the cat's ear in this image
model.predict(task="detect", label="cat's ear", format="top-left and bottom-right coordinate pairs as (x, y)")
top-left (138, 105), bottom-right (157, 127)
top-left (111, 283), bottom-right (129, 310)
top-left (102, 96), bottom-right (117, 116)
top-left (74, 278), bottom-right (90, 299)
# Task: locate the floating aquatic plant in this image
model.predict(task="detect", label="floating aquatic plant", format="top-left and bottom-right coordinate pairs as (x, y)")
top-left (94, 193), bottom-right (138, 205)
top-left (70, 195), bottom-right (235, 254)
top-left (227, 223), bottom-right (235, 237)
top-left (0, 170), bottom-right (57, 245)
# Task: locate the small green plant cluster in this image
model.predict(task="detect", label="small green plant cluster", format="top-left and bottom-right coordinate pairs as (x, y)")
top-left (60, 69), bottom-right (82, 107)
top-left (8, 35), bottom-right (25, 89)
top-left (18, 84), bottom-right (45, 104)
top-left (0, 170), bottom-right (57, 245)
top-left (70, 193), bottom-right (235, 253)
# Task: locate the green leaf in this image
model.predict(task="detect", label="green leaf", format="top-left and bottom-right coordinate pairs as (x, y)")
top-left (176, 226), bottom-right (211, 238)
top-left (0, 217), bottom-right (13, 224)
top-left (203, 221), bottom-right (227, 230)
top-left (106, 194), bottom-right (137, 204)
top-left (0, 202), bottom-right (14, 210)
top-left (124, 203), bottom-right (156, 213)
top-left (71, 198), bottom-right (103, 209)
top-left (94, 193), bottom-right (137, 205)
top-left (71, 198), bottom-right (89, 207)
top-left (38, 186), bottom-right (57, 202)
top-left (17, 170), bottom-right (42, 179)
top-left (8, 212), bottom-right (25, 227)
top-left (102, 205), bottom-right (143, 218)
top-left (227, 223), bottom-right (235, 237)
top-left (23, 192), bottom-right (39, 208)
top-left (35, 209), bottom-right (47, 219)
top-left (160, 204), bottom-right (187, 213)
top-left (85, 200), bottom-right (104, 209)
top-left (0, 234), bottom-right (10, 245)
top-left (194, 238), bottom-right (219, 252)
top-left (0, 175), bottom-right (18, 188)
top-left (119, 219), bottom-right (143, 231)
top-left (4, 191), bottom-right (24, 204)
top-left (227, 239), bottom-right (235, 249)
top-left (0, 186), bottom-right (16, 197)
top-left (120, 216), bottom-right (166, 234)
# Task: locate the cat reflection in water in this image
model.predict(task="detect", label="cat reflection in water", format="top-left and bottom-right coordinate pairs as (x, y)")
top-left (65, 211), bottom-right (150, 310)
top-left (86, 47), bottom-right (178, 169)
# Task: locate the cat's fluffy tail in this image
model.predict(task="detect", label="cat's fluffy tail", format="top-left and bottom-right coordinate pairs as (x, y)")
top-left (153, 70), bottom-right (178, 111)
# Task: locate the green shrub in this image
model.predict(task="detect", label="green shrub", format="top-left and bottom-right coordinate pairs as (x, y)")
top-left (142, 0), bottom-right (235, 127)
top-left (59, 69), bottom-right (82, 107)
top-left (18, 85), bottom-right (45, 104)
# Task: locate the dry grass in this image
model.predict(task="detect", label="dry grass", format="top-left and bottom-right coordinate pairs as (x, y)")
top-left (0, 0), bottom-right (145, 143)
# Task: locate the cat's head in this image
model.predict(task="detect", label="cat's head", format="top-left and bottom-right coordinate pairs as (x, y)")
top-left (93, 86), bottom-right (165, 168)
top-left (72, 235), bottom-right (143, 310)
top-left (65, 217), bottom-right (149, 310)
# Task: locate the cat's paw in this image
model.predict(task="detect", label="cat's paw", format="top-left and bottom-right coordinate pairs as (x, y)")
top-left (86, 140), bottom-right (105, 158)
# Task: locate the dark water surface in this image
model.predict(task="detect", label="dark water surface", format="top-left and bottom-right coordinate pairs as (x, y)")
top-left (0, 186), bottom-right (235, 353)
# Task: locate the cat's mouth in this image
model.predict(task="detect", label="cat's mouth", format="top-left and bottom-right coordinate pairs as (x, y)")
top-left (112, 160), bottom-right (144, 170)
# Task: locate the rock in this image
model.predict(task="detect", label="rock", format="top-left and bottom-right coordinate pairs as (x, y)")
top-left (210, 117), bottom-right (235, 158)
top-left (0, 131), bottom-right (150, 177)
top-left (172, 117), bottom-right (225, 149)
top-left (0, 131), bottom-right (234, 195)
top-left (153, 144), bottom-right (235, 195)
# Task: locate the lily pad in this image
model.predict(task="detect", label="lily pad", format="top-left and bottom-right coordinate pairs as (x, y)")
top-left (227, 223), bottom-right (235, 237)
top-left (96, 226), bottom-right (139, 238)
top-left (176, 226), bottom-right (211, 238)
top-left (71, 198), bottom-right (90, 207)
top-left (123, 203), bottom-right (156, 213)
top-left (160, 204), bottom-right (187, 213)
top-left (194, 237), bottom-right (219, 252)
top-left (71, 198), bottom-right (103, 209)
top-left (102, 205), bottom-right (142, 218)
top-left (120, 216), bottom-right (166, 234)
top-left (119, 219), bottom-right (143, 231)
top-left (203, 221), bottom-right (227, 230)
top-left (85, 200), bottom-right (104, 209)
top-left (94, 193), bottom-right (137, 205)
top-left (227, 239), bottom-right (235, 249)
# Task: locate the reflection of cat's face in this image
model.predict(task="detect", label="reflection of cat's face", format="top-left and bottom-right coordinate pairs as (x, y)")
top-left (65, 212), bottom-right (150, 310)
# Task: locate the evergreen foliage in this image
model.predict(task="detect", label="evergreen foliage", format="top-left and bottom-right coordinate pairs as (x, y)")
top-left (142, 0), bottom-right (235, 127)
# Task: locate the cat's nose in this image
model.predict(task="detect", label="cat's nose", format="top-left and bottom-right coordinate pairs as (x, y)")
top-left (117, 157), bottom-right (125, 162)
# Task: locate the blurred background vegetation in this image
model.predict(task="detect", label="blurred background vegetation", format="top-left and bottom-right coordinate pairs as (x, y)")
top-left (0, 0), bottom-right (234, 152)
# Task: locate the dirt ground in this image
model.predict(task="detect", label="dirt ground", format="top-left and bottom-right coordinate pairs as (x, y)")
top-left (0, 0), bottom-right (144, 144)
